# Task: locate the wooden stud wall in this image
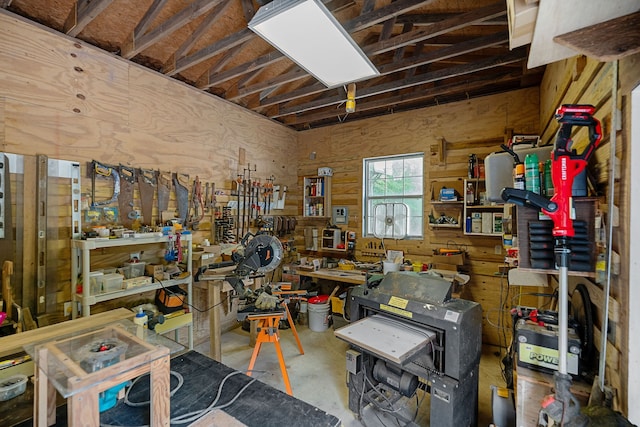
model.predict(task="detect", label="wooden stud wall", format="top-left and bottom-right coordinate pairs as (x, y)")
top-left (0, 12), bottom-right (298, 319)
top-left (296, 87), bottom-right (541, 346)
top-left (540, 52), bottom-right (640, 414)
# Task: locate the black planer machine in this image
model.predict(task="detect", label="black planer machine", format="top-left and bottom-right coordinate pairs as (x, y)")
top-left (335, 271), bottom-right (482, 427)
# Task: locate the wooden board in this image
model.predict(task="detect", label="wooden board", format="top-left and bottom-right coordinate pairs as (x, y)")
top-left (0, 308), bottom-right (131, 359)
top-left (528, 0), bottom-right (640, 69)
top-left (554, 12), bottom-right (640, 62)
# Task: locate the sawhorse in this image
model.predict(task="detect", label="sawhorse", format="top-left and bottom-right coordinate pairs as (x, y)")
top-left (246, 312), bottom-right (293, 395)
top-left (273, 289), bottom-right (307, 356)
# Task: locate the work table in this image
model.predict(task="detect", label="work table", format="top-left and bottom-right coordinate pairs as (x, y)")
top-left (293, 267), bottom-right (368, 285)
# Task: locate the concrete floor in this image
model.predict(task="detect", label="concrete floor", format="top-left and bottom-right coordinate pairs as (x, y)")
top-left (194, 321), bottom-right (506, 427)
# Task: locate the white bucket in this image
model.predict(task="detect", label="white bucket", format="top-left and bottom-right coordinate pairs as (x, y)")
top-left (308, 302), bottom-right (330, 332)
top-left (382, 261), bottom-right (400, 274)
top-left (299, 301), bottom-right (308, 313)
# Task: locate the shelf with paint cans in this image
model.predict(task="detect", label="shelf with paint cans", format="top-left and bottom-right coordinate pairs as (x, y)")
top-left (463, 179), bottom-right (505, 237)
top-left (303, 175), bottom-right (331, 218)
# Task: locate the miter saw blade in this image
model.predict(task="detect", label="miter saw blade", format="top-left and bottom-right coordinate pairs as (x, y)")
top-left (570, 283), bottom-right (595, 371)
top-left (244, 234), bottom-right (283, 273)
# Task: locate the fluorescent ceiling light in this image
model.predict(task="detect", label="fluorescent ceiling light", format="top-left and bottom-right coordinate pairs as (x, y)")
top-left (248, 0), bottom-right (379, 88)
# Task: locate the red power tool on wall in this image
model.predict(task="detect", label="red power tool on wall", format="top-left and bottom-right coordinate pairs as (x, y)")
top-left (502, 104), bottom-right (602, 426)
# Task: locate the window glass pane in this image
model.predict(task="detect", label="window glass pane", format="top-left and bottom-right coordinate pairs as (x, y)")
top-left (403, 177), bottom-right (423, 195)
top-left (385, 178), bottom-right (405, 195)
top-left (404, 157), bottom-right (422, 177)
top-left (385, 159), bottom-right (404, 178)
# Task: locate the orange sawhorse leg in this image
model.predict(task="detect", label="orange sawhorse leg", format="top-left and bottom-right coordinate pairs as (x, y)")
top-left (246, 313), bottom-right (293, 396)
top-left (274, 290), bottom-right (306, 355)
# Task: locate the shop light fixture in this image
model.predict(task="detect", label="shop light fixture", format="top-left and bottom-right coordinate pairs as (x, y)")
top-left (248, 0), bottom-right (379, 88)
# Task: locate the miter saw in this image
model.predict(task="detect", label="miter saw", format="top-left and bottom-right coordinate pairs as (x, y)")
top-left (195, 232), bottom-right (284, 300)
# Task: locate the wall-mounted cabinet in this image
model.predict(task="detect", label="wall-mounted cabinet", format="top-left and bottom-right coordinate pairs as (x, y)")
top-left (463, 179), bottom-right (504, 237)
top-left (303, 176), bottom-right (331, 218)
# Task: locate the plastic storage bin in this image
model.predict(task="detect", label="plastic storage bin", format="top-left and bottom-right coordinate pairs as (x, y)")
top-left (102, 273), bottom-right (124, 293)
top-left (89, 271), bottom-right (104, 295)
top-left (0, 374), bottom-right (28, 401)
top-left (121, 262), bottom-right (146, 279)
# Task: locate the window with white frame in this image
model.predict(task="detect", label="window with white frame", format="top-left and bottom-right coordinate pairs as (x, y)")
top-left (363, 153), bottom-right (424, 238)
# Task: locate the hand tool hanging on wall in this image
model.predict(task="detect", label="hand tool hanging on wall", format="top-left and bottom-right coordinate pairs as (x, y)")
top-left (209, 182), bottom-right (217, 214)
top-left (118, 165), bottom-right (136, 229)
top-left (234, 175), bottom-right (242, 240)
top-left (188, 176), bottom-right (204, 230)
top-left (173, 172), bottom-right (190, 226)
top-left (204, 183), bottom-right (210, 213)
top-left (90, 160), bottom-right (120, 207)
top-left (2, 261), bottom-right (13, 321)
top-left (244, 164), bottom-right (256, 234)
top-left (0, 154), bottom-right (8, 240)
top-left (157, 171), bottom-right (172, 226)
top-left (137, 168), bottom-right (157, 227)
top-left (502, 104), bottom-right (602, 427)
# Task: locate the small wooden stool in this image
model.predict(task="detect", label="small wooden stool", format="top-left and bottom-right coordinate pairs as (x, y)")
top-left (246, 312), bottom-right (293, 396)
top-left (32, 324), bottom-right (170, 427)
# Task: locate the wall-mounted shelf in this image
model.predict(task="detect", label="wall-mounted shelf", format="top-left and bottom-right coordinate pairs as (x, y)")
top-left (463, 179), bottom-right (504, 237)
top-left (303, 176), bottom-right (331, 218)
top-left (428, 178), bottom-right (465, 230)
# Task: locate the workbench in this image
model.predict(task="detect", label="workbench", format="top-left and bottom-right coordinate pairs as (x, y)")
top-left (294, 267), bottom-right (367, 285)
top-left (100, 350), bottom-right (341, 427)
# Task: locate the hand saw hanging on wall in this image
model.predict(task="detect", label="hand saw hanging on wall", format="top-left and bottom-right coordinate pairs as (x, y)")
top-left (90, 160), bottom-right (120, 207)
top-left (157, 171), bottom-right (172, 226)
top-left (118, 165), bottom-right (136, 229)
top-left (173, 172), bottom-right (190, 226)
top-left (137, 168), bottom-right (157, 227)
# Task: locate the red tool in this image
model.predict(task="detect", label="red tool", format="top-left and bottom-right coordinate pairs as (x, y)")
top-left (544, 105), bottom-right (602, 237)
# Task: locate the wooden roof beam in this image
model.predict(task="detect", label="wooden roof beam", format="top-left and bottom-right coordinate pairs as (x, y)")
top-left (200, 0), bottom-right (432, 90)
top-left (133, 0), bottom-right (170, 36)
top-left (255, 3), bottom-right (506, 108)
top-left (167, 28), bottom-right (255, 77)
top-left (284, 71), bottom-right (524, 125)
top-left (121, 0), bottom-right (222, 59)
top-left (365, 2), bottom-right (506, 56)
top-left (258, 31), bottom-right (509, 110)
top-left (396, 13), bottom-right (507, 26)
top-left (163, 0), bottom-right (234, 76)
top-left (64, 0), bottom-right (113, 37)
top-left (271, 47), bottom-right (527, 117)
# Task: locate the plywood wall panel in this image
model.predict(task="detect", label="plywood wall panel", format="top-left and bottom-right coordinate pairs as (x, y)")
top-left (0, 13), bottom-right (130, 124)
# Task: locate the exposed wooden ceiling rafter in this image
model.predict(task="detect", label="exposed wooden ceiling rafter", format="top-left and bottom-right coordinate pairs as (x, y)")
top-left (64, 0), bottom-right (113, 37)
top-left (121, 0), bottom-right (222, 59)
top-left (6, 0), bottom-right (545, 130)
top-left (273, 47), bottom-right (528, 117)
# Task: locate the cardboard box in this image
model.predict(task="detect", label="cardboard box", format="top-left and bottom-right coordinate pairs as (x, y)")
top-left (146, 264), bottom-right (164, 281)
